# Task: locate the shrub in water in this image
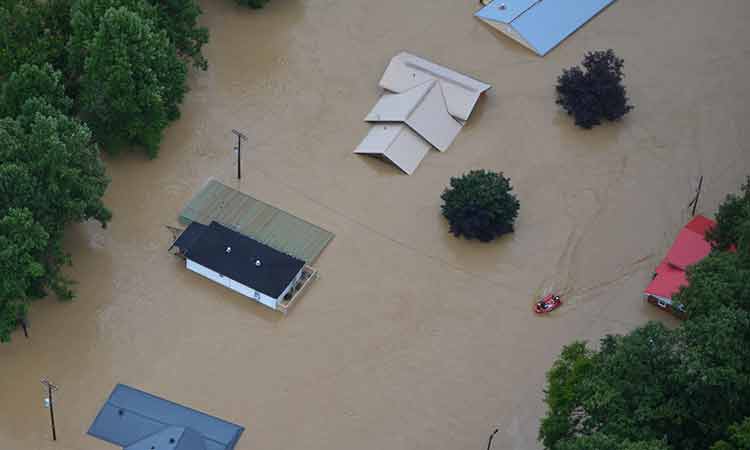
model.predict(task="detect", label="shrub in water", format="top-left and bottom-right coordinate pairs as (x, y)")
top-left (556, 49), bottom-right (633, 129)
top-left (441, 170), bottom-right (520, 242)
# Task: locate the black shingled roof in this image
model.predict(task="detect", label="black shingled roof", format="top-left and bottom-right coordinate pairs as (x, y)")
top-left (175, 221), bottom-right (305, 298)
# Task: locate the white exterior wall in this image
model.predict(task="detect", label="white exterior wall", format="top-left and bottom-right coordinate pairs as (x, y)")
top-left (186, 259), bottom-right (282, 311)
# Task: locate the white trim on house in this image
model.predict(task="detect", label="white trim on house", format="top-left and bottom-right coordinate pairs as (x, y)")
top-left (186, 259), bottom-right (303, 311)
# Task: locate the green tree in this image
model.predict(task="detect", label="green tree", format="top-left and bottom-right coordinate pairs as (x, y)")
top-left (79, 6), bottom-right (187, 157)
top-left (0, 99), bottom-right (110, 306)
top-left (674, 251), bottom-right (750, 319)
top-left (556, 433), bottom-right (670, 450)
top-left (539, 314), bottom-right (750, 450)
top-left (149, 0), bottom-right (209, 69)
top-left (69, 0), bottom-right (208, 74)
top-left (68, 0), bottom-right (154, 78)
top-left (711, 418), bottom-right (750, 450)
top-left (236, 0), bottom-right (270, 9)
top-left (0, 63), bottom-right (72, 117)
top-left (0, 99), bottom-right (111, 232)
top-left (706, 177), bottom-right (750, 251)
top-left (0, 208), bottom-right (48, 342)
top-left (0, 0), bottom-right (73, 78)
top-left (556, 49), bottom-right (633, 129)
top-left (440, 170), bottom-right (520, 242)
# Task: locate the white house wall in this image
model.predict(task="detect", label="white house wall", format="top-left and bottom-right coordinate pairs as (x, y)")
top-left (186, 259), bottom-right (280, 311)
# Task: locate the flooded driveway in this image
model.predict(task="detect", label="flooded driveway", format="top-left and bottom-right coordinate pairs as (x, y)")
top-left (2, 1), bottom-right (750, 449)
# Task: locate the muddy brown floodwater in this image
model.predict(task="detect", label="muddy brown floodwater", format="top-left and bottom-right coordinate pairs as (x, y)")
top-left (2, 1), bottom-right (750, 449)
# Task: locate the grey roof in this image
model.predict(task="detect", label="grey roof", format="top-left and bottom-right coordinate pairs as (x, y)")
top-left (174, 221), bottom-right (306, 298)
top-left (179, 179), bottom-right (334, 264)
top-left (88, 384), bottom-right (244, 450)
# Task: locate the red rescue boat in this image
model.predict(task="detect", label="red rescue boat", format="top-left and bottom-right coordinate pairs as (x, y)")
top-left (535, 294), bottom-right (562, 314)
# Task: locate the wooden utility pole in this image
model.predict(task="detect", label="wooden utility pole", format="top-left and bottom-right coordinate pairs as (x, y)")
top-left (486, 428), bottom-right (499, 450)
top-left (40, 378), bottom-right (58, 441)
top-left (688, 176), bottom-right (704, 217)
top-left (231, 129), bottom-right (248, 180)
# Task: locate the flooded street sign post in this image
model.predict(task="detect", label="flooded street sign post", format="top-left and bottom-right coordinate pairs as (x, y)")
top-left (40, 378), bottom-right (58, 441)
top-left (232, 129), bottom-right (248, 180)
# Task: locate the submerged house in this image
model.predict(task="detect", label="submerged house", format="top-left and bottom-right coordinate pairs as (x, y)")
top-left (88, 384), bottom-right (244, 450)
top-left (475, 0), bottom-right (617, 56)
top-left (643, 215), bottom-right (715, 317)
top-left (354, 52), bottom-right (491, 175)
top-left (171, 221), bottom-right (313, 314)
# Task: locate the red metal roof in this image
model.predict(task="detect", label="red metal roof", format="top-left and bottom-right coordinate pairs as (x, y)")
top-left (644, 215), bottom-right (715, 301)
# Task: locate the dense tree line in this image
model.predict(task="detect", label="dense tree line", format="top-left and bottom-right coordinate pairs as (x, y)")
top-left (0, 0), bottom-right (209, 341)
top-left (539, 179), bottom-right (750, 450)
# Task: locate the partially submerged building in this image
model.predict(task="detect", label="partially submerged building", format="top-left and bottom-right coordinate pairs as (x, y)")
top-left (172, 180), bottom-right (334, 314)
top-left (88, 384), bottom-right (244, 450)
top-left (355, 52), bottom-right (491, 175)
top-left (475, 0), bottom-right (616, 56)
top-left (171, 221), bottom-right (312, 313)
top-left (643, 215), bottom-right (715, 317)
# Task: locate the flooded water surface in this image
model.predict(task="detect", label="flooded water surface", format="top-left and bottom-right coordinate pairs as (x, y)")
top-left (2, 1), bottom-right (750, 449)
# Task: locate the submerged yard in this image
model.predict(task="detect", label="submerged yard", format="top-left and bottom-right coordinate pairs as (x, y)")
top-left (2, 1), bottom-right (750, 449)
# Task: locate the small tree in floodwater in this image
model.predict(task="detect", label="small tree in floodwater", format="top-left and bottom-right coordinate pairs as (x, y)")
top-left (236, 0), bottom-right (269, 8)
top-left (556, 49), bottom-right (633, 129)
top-left (441, 170), bottom-right (520, 242)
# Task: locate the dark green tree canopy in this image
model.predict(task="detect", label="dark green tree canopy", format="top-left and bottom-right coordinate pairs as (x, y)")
top-left (555, 433), bottom-right (670, 450)
top-left (556, 49), bottom-right (633, 129)
top-left (441, 170), bottom-right (520, 242)
top-left (79, 6), bottom-right (187, 157)
top-left (0, 0), bottom-right (73, 78)
top-left (69, 0), bottom-right (208, 73)
top-left (539, 314), bottom-right (750, 450)
top-left (711, 418), bottom-right (750, 450)
top-left (0, 63), bottom-right (72, 117)
top-left (674, 251), bottom-right (750, 319)
top-left (706, 177), bottom-right (750, 252)
top-left (236, 0), bottom-right (270, 8)
top-left (151, 0), bottom-right (209, 69)
top-left (0, 99), bottom-right (111, 232)
top-left (0, 100), bottom-right (110, 339)
top-left (0, 208), bottom-right (49, 342)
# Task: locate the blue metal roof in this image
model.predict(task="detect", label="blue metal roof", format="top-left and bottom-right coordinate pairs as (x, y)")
top-left (475, 0), bottom-right (616, 55)
top-left (88, 384), bottom-right (244, 450)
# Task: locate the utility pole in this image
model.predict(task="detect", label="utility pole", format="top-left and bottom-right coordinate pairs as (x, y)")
top-left (40, 378), bottom-right (58, 441)
top-left (486, 428), bottom-right (499, 450)
top-left (231, 129), bottom-right (248, 180)
top-left (688, 175), bottom-right (704, 217)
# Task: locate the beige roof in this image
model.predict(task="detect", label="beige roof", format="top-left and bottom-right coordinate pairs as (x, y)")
top-left (378, 52), bottom-right (492, 121)
top-left (365, 80), bottom-right (462, 152)
top-left (354, 124), bottom-right (431, 175)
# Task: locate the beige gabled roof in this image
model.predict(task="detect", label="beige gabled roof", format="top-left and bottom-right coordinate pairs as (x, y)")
top-left (379, 52), bottom-right (492, 121)
top-left (354, 124), bottom-right (430, 175)
top-left (365, 80), bottom-right (462, 152)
